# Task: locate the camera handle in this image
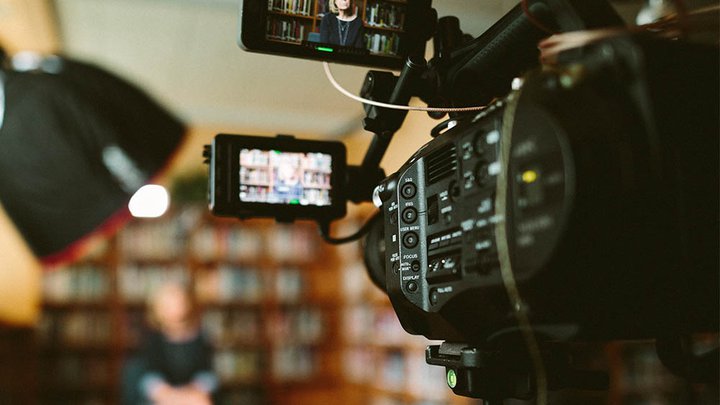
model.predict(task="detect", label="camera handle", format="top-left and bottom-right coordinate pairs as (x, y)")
top-left (318, 57), bottom-right (430, 244)
top-left (360, 56), bottom-right (429, 170)
top-left (426, 342), bottom-right (609, 403)
top-left (426, 0), bottom-right (624, 108)
top-left (341, 55), bottom-right (431, 205)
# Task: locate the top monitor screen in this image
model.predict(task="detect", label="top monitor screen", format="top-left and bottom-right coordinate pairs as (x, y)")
top-left (239, 0), bottom-right (430, 69)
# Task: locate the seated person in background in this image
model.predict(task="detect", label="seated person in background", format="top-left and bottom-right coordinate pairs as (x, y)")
top-left (319, 0), bottom-right (365, 48)
top-left (137, 281), bottom-right (218, 405)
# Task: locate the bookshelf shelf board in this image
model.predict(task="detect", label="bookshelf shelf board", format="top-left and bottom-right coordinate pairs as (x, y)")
top-left (40, 344), bottom-right (115, 353)
top-left (240, 180), bottom-right (272, 187)
top-left (268, 10), bottom-right (317, 20)
top-left (42, 301), bottom-right (112, 310)
top-left (267, 37), bottom-right (304, 45)
top-left (364, 24), bottom-right (403, 33)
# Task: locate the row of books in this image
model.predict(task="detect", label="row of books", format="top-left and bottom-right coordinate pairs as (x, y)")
top-left (43, 265), bottom-right (110, 303)
top-left (267, 17), bottom-right (306, 43)
top-left (365, 2), bottom-right (405, 29)
top-left (214, 349), bottom-right (263, 383)
top-left (268, 0), bottom-right (314, 16)
top-left (343, 305), bottom-right (413, 346)
top-left (271, 345), bottom-right (319, 380)
top-left (241, 149), bottom-right (332, 171)
top-left (196, 266), bottom-right (309, 303)
top-left (40, 355), bottom-right (111, 387)
top-left (195, 266), bottom-right (265, 304)
top-left (239, 168), bottom-right (331, 189)
top-left (214, 346), bottom-right (323, 382)
top-left (39, 312), bottom-right (113, 346)
top-left (190, 225), bottom-right (265, 262)
top-left (190, 223), bottom-right (318, 263)
top-left (342, 347), bottom-right (449, 401)
top-left (366, 32), bottom-right (400, 56)
top-left (117, 265), bottom-right (189, 303)
top-left (44, 264), bottom-right (314, 306)
top-left (119, 220), bottom-right (187, 260)
top-left (265, 308), bottom-right (325, 344)
top-left (118, 216), bottom-right (321, 263)
top-left (203, 309), bottom-right (262, 346)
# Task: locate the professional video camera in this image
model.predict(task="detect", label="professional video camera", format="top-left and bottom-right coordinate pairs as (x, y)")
top-left (205, 0), bottom-right (719, 402)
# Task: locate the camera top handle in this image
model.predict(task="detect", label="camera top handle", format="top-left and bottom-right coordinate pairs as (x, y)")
top-left (350, 0), bottom-right (624, 202)
top-left (324, 0), bottom-right (623, 244)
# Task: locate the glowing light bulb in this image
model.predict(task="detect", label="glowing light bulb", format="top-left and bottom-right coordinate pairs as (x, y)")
top-left (128, 185), bottom-right (169, 218)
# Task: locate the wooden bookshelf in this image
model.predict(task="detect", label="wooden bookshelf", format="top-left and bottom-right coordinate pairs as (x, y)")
top-left (37, 205), bottom-right (343, 405)
top-left (34, 202), bottom-right (718, 404)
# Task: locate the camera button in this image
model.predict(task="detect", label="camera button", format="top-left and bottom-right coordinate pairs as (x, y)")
top-left (401, 182), bottom-right (417, 199)
top-left (449, 180), bottom-right (461, 201)
top-left (411, 260), bottom-right (421, 272)
top-left (475, 161), bottom-right (490, 186)
top-left (389, 211), bottom-right (398, 224)
top-left (402, 207), bottom-right (418, 223)
top-left (430, 289), bottom-right (439, 305)
top-left (403, 232), bottom-right (419, 249)
top-left (406, 281), bottom-right (418, 293)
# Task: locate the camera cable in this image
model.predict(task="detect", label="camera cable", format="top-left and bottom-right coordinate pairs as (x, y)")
top-left (323, 62), bottom-right (487, 113)
top-left (495, 78), bottom-right (548, 405)
top-left (318, 209), bottom-right (381, 245)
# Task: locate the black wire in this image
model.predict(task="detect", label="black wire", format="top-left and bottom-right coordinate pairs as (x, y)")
top-left (318, 210), bottom-right (382, 245)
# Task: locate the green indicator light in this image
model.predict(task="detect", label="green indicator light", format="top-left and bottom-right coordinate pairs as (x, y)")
top-left (289, 199), bottom-right (300, 205)
top-left (447, 369), bottom-right (458, 388)
top-left (317, 46), bottom-right (334, 53)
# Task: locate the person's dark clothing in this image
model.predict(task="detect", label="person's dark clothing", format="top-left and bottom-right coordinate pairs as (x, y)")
top-left (319, 13), bottom-right (365, 48)
top-left (139, 330), bottom-right (215, 387)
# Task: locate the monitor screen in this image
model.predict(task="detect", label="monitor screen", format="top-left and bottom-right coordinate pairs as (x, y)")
top-left (239, 149), bottom-right (333, 206)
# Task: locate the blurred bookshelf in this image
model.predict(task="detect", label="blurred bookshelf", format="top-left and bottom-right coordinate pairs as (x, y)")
top-left (34, 202), bottom-right (718, 405)
top-left (37, 204), bottom-right (342, 405)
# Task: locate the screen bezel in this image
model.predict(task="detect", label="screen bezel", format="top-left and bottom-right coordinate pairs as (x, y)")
top-left (211, 134), bottom-right (347, 222)
top-left (238, 0), bottom-right (430, 70)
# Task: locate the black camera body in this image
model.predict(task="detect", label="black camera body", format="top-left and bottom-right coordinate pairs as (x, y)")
top-left (213, 0), bottom-right (720, 399)
top-left (375, 35), bottom-right (719, 345)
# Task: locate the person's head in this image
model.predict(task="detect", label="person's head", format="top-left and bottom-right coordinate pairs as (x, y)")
top-left (147, 281), bottom-right (200, 336)
top-left (329, 0), bottom-right (354, 15)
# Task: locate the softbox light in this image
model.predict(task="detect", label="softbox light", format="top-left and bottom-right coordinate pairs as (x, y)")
top-left (0, 55), bottom-right (186, 265)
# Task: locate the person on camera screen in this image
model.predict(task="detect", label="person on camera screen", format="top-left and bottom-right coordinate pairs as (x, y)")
top-left (319, 0), bottom-right (365, 48)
